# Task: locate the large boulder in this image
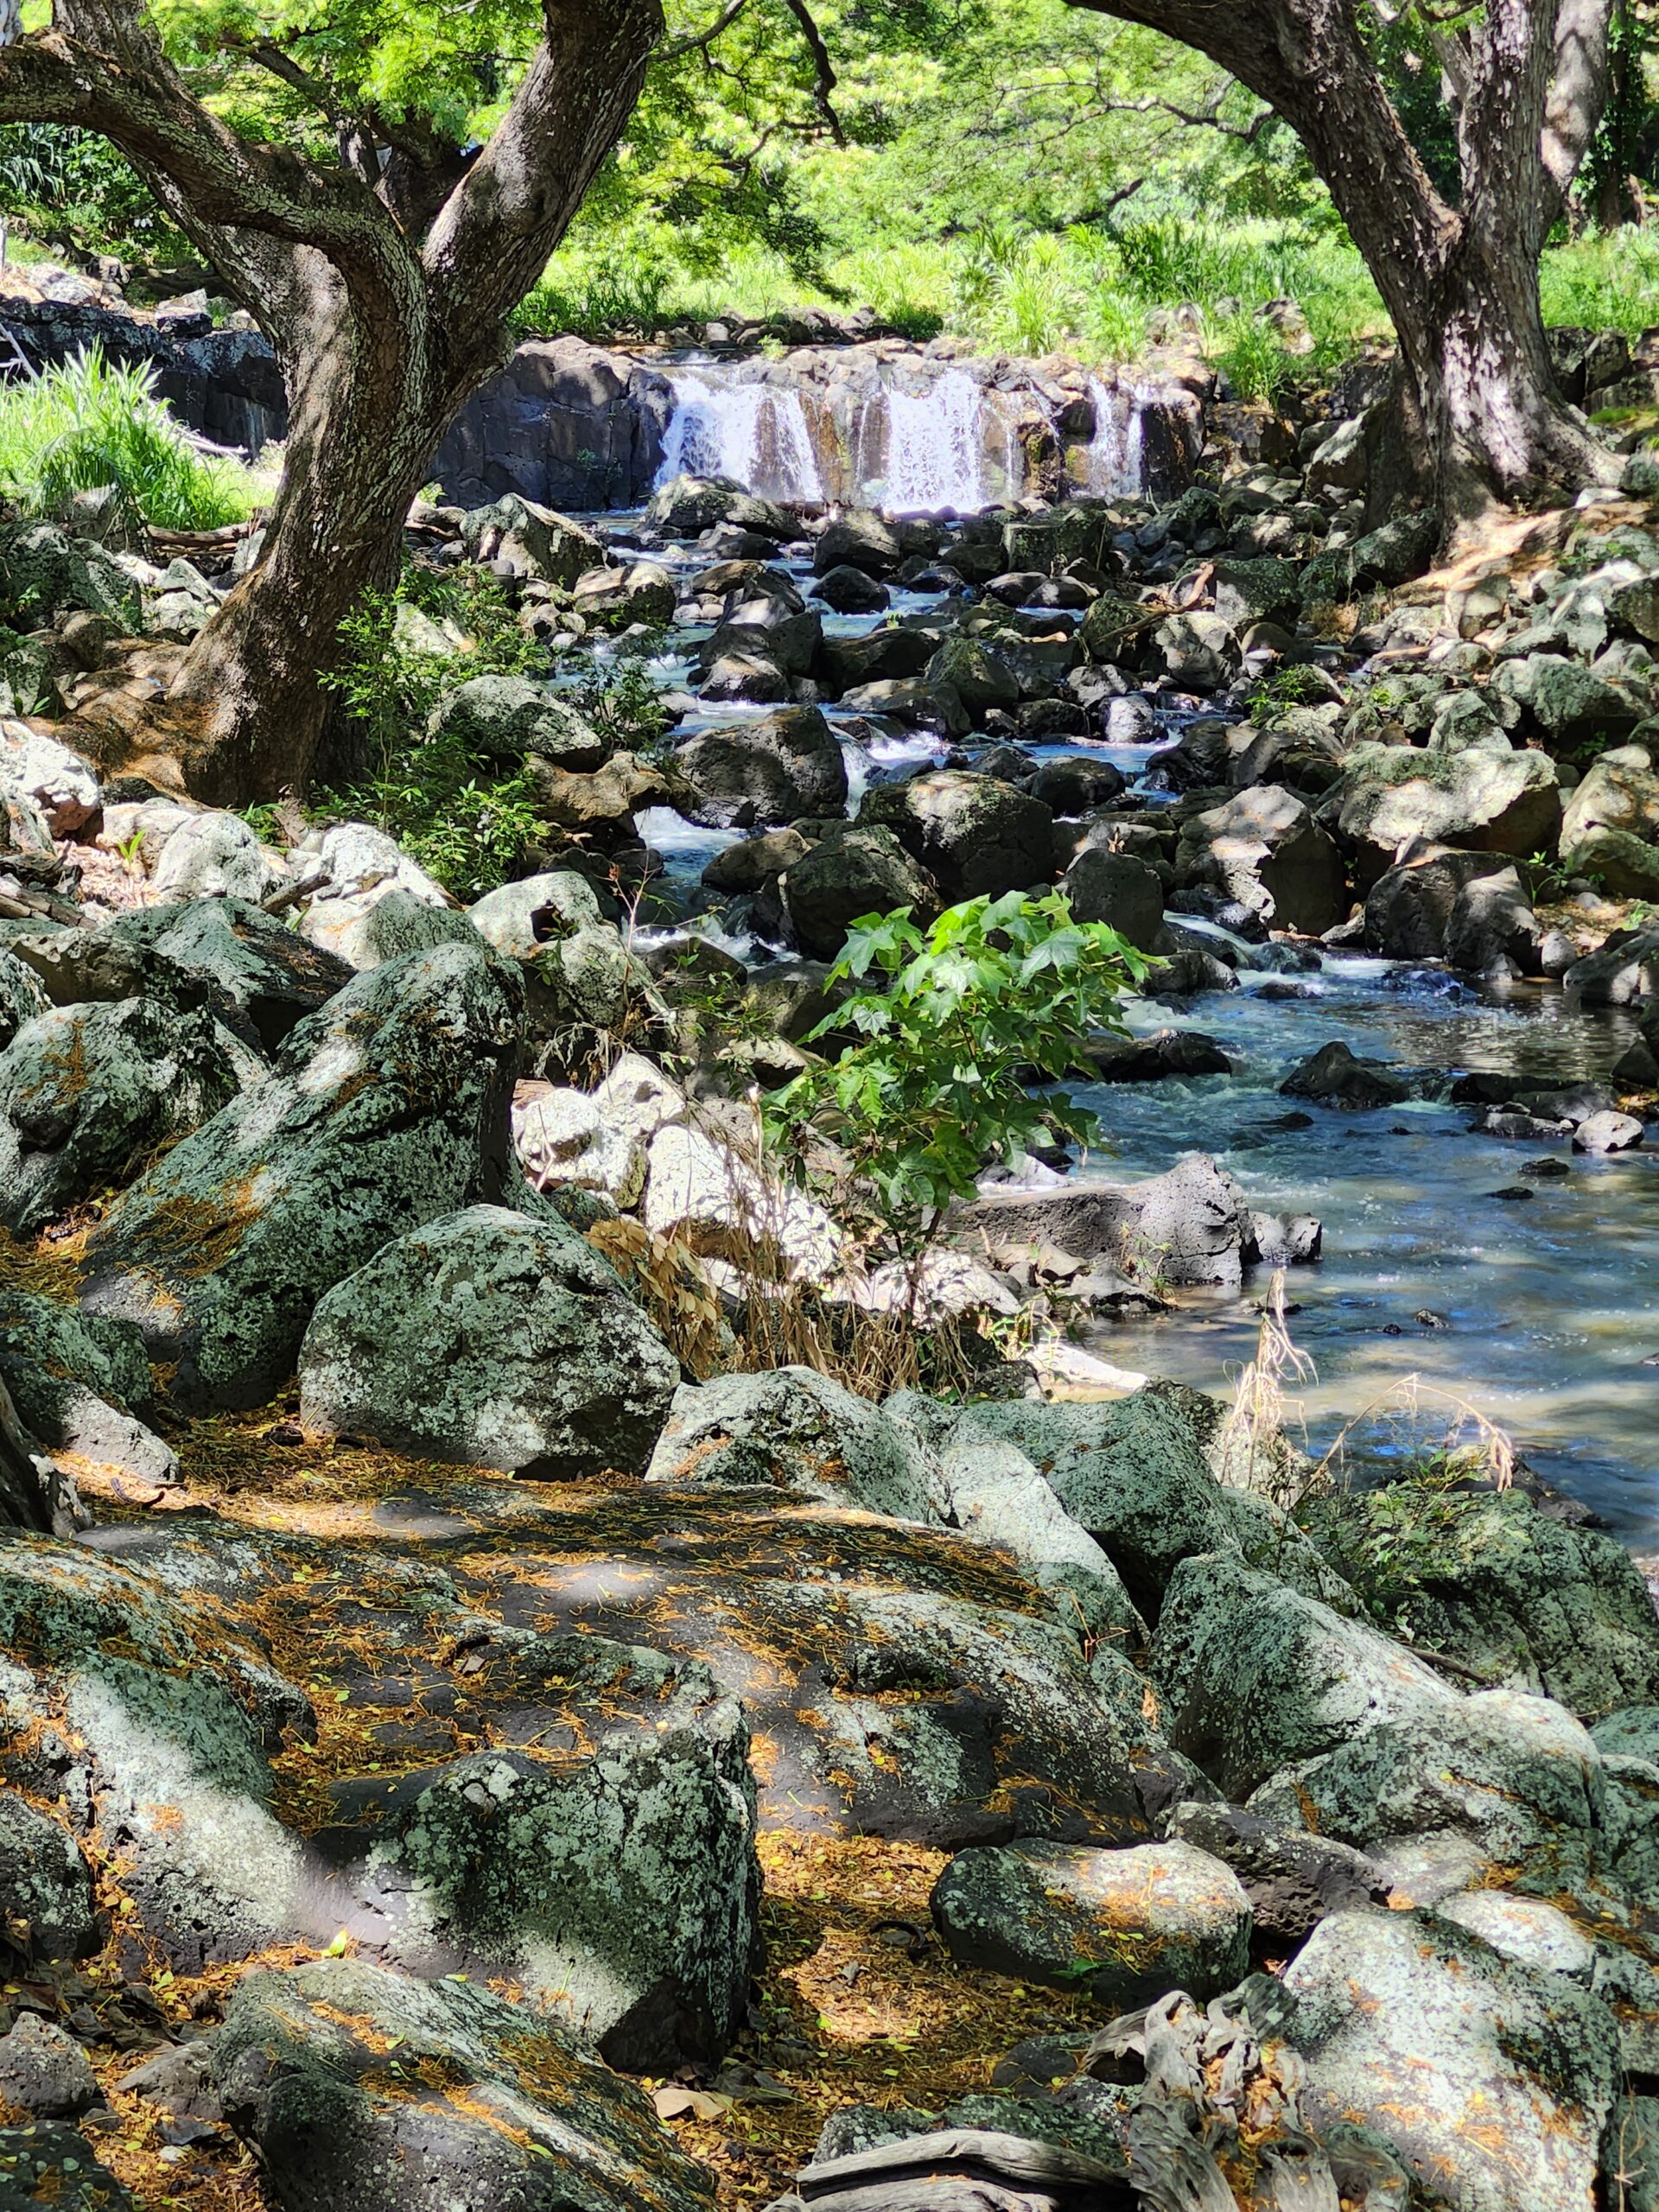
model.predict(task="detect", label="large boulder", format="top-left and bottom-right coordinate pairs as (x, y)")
top-left (1152, 1553), bottom-right (1459, 1797)
top-left (1175, 785), bottom-right (1347, 935)
top-left (1443, 865), bottom-right (1544, 978)
top-left (344, 1704), bottom-right (760, 2069)
top-left (1062, 849), bottom-right (1170, 952)
top-left (1275, 1909), bottom-right (1621, 2212)
top-left (0, 725), bottom-right (99, 838)
top-left (814, 509), bottom-right (903, 577)
top-left (1561, 744), bottom-right (1659, 847)
top-left (1280, 1040), bottom-right (1412, 1109)
top-left (640, 1121), bottom-right (841, 1280)
top-left (1363, 845), bottom-right (1508, 959)
top-left (650, 474), bottom-right (791, 541)
top-left (930, 1839), bottom-right (1250, 2007)
top-left (149, 810), bottom-right (286, 903)
top-left (1325, 742), bottom-right (1562, 861)
top-left (780, 826), bottom-right (939, 959)
top-left (458, 493), bottom-right (608, 588)
top-left (646, 1367), bottom-right (943, 1519)
top-left (925, 637), bottom-right (1020, 721)
top-left (1494, 651), bottom-right (1648, 749)
top-left (78, 940), bottom-right (524, 1408)
top-left (102, 898), bottom-right (353, 1049)
top-left (297, 1206), bottom-right (678, 1478)
top-left (858, 771), bottom-right (1055, 903)
top-left (675, 705), bottom-right (848, 829)
top-left (216, 1957), bottom-right (716, 2212)
top-left (296, 823), bottom-right (457, 970)
top-left (0, 1291), bottom-right (175, 1491)
top-left (0, 996), bottom-right (259, 1234)
top-left (0, 520), bottom-right (139, 629)
top-left (429, 673), bottom-right (607, 770)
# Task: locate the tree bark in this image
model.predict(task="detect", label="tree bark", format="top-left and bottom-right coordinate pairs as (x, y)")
top-left (1066, 0), bottom-right (1621, 531)
top-left (0, 0), bottom-right (664, 802)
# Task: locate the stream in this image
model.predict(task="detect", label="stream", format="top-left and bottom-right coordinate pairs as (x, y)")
top-left (587, 484), bottom-right (1659, 1541)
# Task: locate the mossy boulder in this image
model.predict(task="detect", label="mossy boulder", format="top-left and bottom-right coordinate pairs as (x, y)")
top-left (297, 1205), bottom-right (678, 1478)
top-left (1324, 741), bottom-right (1561, 860)
top-left (104, 898), bottom-right (353, 1050)
top-left (0, 522), bottom-right (139, 630)
top-left (0, 950), bottom-right (47, 1052)
top-left (79, 939), bottom-right (525, 1408)
top-left (857, 770), bottom-right (1054, 902)
top-left (675, 704), bottom-right (849, 828)
top-left (780, 824), bottom-right (939, 959)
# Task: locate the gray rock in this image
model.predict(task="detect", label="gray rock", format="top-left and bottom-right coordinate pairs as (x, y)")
top-left (1212, 556), bottom-right (1301, 629)
top-left (0, 1790), bottom-right (99, 1959)
top-left (1281, 1040), bottom-right (1411, 1109)
top-left (677, 706), bottom-right (849, 829)
top-left (1247, 1689), bottom-right (1603, 1866)
top-left (1278, 1908), bottom-right (1621, 2212)
top-left (1325, 741), bottom-right (1561, 861)
top-left (352, 1704), bottom-right (758, 2069)
top-left (216, 1956), bottom-right (716, 2209)
top-left (781, 826), bottom-right (939, 959)
top-left (1154, 612), bottom-right (1240, 691)
top-left (647, 1367), bottom-right (943, 1519)
top-left (1435, 1889), bottom-right (1596, 1979)
top-left (1495, 651), bottom-right (1648, 748)
top-left (931, 1838), bottom-right (1251, 2006)
top-left (0, 1293), bottom-right (175, 1491)
top-left (298, 1205), bottom-right (678, 1478)
top-left (1029, 756), bottom-right (1127, 815)
top-left (1062, 849), bottom-right (1169, 952)
top-left (149, 810), bottom-right (286, 902)
top-left (1563, 823), bottom-right (1659, 899)
top-left (1575, 1108), bottom-right (1644, 1154)
top-left (430, 673), bottom-right (607, 770)
top-left (79, 940), bottom-right (524, 1409)
top-left (1563, 925), bottom-right (1659, 1005)
top-left (1443, 865), bottom-right (1543, 978)
top-left (925, 638), bottom-right (1020, 720)
top-left (858, 771), bottom-right (1054, 903)
top-left (1164, 1798), bottom-right (1389, 1945)
top-left (813, 509), bottom-right (902, 576)
top-left (458, 493), bottom-right (608, 587)
top-left (1561, 745), bottom-right (1659, 847)
top-left (813, 564), bottom-right (889, 614)
top-left (1176, 785), bottom-right (1347, 936)
top-left (0, 995), bottom-right (259, 1234)
top-left (0, 521), bottom-right (139, 628)
top-left (1153, 1554), bottom-right (1458, 1796)
top-left (0, 2013), bottom-right (97, 2119)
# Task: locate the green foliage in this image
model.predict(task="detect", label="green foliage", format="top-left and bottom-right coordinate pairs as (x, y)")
top-left (317, 570), bottom-right (554, 899)
top-left (765, 891), bottom-right (1145, 1258)
top-left (0, 347), bottom-right (257, 531)
top-left (1248, 664), bottom-right (1329, 728)
top-left (569, 656), bottom-right (672, 760)
top-left (1307, 1460), bottom-right (1486, 1643)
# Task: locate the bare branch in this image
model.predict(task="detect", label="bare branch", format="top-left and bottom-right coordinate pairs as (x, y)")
top-left (780, 0), bottom-right (845, 147)
top-left (663, 0), bottom-right (752, 60)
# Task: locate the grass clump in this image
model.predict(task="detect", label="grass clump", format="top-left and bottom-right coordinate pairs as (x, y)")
top-left (0, 346), bottom-right (257, 532)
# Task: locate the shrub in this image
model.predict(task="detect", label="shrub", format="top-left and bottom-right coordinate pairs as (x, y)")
top-left (0, 346), bottom-right (257, 532)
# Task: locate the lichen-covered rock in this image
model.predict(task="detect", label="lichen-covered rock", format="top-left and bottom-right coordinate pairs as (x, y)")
top-left (0, 2123), bottom-right (135, 2209)
top-left (1324, 741), bottom-right (1562, 860)
top-left (149, 810), bottom-right (287, 903)
top-left (647, 1367), bottom-right (943, 1519)
top-left (216, 1956), bottom-right (715, 2212)
top-left (780, 824), bottom-right (939, 960)
top-left (513, 1086), bottom-right (648, 1207)
top-left (0, 996), bottom-right (260, 1234)
top-left (0, 521), bottom-right (139, 629)
top-left (467, 868), bottom-right (605, 956)
top-left (858, 771), bottom-right (1053, 903)
top-left (0, 950), bottom-right (48, 1051)
top-left (0, 1791), bottom-right (99, 1960)
top-left (1275, 1909), bottom-right (1621, 2212)
top-left (0, 2014), bottom-right (97, 2120)
top-left (1332, 1485), bottom-right (1659, 1721)
top-left (1164, 1798), bottom-right (1389, 1947)
top-left (0, 725), bottom-right (99, 838)
top-left (0, 1293), bottom-right (175, 1491)
top-left (1152, 1554), bottom-right (1458, 1796)
top-left (429, 673), bottom-right (607, 770)
top-left (641, 1122), bottom-right (840, 1279)
top-left (79, 939), bottom-right (525, 1409)
top-left (1436, 1889), bottom-right (1596, 1980)
top-left (460, 493), bottom-right (610, 588)
top-left (0, 1532), bottom-right (313, 1972)
top-left (295, 823), bottom-right (454, 969)
top-left (1248, 1689), bottom-right (1604, 1868)
top-left (930, 1839), bottom-right (1251, 2007)
top-left (352, 1701), bottom-right (758, 2069)
top-left (298, 1205), bottom-right (677, 1478)
top-left (104, 899), bottom-right (353, 1050)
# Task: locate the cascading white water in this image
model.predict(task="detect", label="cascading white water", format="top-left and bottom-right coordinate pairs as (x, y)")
top-left (881, 370), bottom-right (987, 512)
top-left (1085, 376), bottom-right (1147, 497)
top-left (655, 372), bottom-right (823, 504)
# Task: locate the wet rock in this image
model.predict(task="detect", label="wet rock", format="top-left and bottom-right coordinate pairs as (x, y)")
top-left (781, 825), bottom-right (939, 959)
top-left (1564, 925), bottom-right (1659, 1006)
top-left (1062, 849), bottom-right (1169, 952)
top-left (1153, 1554), bottom-right (1457, 1797)
top-left (0, 2013), bottom-right (97, 2120)
top-left (298, 1205), bottom-right (677, 1479)
top-left (931, 1839), bottom-right (1251, 2007)
top-left (1083, 1029), bottom-right (1230, 1082)
top-left (1277, 1908), bottom-right (1620, 2212)
top-left (814, 510), bottom-right (903, 577)
top-left (1280, 1040), bottom-right (1411, 1109)
top-left (1164, 1799), bottom-right (1389, 1947)
top-left (348, 1702), bottom-right (758, 2069)
top-left (1029, 756), bottom-right (1127, 815)
top-left (651, 474), bottom-right (791, 542)
top-left (0, 1790), bottom-right (99, 1960)
top-left (700, 826), bottom-right (811, 894)
top-left (429, 673), bottom-right (607, 771)
top-left (648, 1367), bottom-right (942, 1519)
top-left (0, 995), bottom-right (259, 1235)
top-left (216, 1955), bottom-right (716, 2209)
top-left (79, 940), bottom-right (524, 1409)
top-left (1575, 1109), bottom-right (1644, 1154)
top-left (859, 771), bottom-right (1054, 903)
top-left (1324, 742), bottom-right (1562, 861)
top-left (676, 706), bottom-right (848, 829)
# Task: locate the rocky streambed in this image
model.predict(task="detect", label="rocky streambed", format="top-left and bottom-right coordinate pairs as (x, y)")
top-left (7, 339), bottom-right (1659, 2209)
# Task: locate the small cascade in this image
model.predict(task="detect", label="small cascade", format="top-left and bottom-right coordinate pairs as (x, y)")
top-left (1085, 377), bottom-right (1147, 498)
top-left (655, 371), bottom-right (823, 504)
top-left (881, 370), bottom-right (988, 512)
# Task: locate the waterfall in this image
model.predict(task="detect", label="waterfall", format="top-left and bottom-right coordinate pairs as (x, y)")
top-left (1085, 377), bottom-right (1147, 498)
top-left (881, 370), bottom-right (988, 512)
top-left (655, 371), bottom-right (823, 505)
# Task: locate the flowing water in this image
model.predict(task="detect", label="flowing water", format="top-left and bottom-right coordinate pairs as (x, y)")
top-left (1084, 378), bottom-right (1147, 499)
top-left (601, 515), bottom-right (1659, 1538)
top-left (655, 372), bottom-right (824, 505)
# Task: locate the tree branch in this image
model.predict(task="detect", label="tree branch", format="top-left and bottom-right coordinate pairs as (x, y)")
top-left (780, 0), bottom-right (845, 147)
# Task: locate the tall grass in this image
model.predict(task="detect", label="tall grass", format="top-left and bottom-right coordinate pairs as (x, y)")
top-left (0, 346), bottom-right (257, 532)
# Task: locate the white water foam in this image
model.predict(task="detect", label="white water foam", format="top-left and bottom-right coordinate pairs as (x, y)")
top-left (656, 372), bottom-right (823, 504)
top-left (1085, 377), bottom-right (1148, 497)
top-left (882, 370), bottom-right (987, 512)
